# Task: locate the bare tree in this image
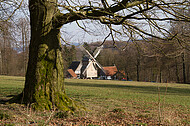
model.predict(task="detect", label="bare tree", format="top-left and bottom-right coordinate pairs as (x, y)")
top-left (18, 18), bottom-right (30, 75)
top-left (0, 21), bottom-right (13, 75)
top-left (0, 0), bottom-right (24, 22)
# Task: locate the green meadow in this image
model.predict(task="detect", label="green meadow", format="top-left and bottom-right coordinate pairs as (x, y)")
top-left (0, 75), bottom-right (190, 125)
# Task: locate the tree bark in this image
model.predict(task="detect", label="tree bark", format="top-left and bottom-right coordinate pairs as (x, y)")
top-left (136, 53), bottom-right (140, 81)
top-left (19, 0), bottom-right (75, 111)
top-left (175, 57), bottom-right (180, 83)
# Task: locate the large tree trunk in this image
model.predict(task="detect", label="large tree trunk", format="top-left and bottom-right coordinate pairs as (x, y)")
top-left (19, 0), bottom-right (75, 111)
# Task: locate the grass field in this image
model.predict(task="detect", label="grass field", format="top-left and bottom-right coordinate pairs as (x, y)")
top-left (0, 75), bottom-right (190, 125)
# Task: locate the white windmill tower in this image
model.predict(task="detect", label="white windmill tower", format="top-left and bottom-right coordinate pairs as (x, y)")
top-left (80, 45), bottom-right (105, 79)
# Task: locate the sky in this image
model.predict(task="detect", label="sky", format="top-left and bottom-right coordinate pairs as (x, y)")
top-left (61, 20), bottom-right (112, 45)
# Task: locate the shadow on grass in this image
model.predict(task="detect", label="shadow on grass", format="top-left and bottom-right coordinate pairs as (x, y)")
top-left (0, 95), bottom-right (17, 104)
top-left (0, 93), bottom-right (23, 105)
top-left (65, 82), bottom-right (190, 96)
top-left (2, 78), bottom-right (24, 82)
top-left (0, 99), bottom-right (9, 104)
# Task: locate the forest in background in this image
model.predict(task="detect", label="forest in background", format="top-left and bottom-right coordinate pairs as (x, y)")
top-left (0, 16), bottom-right (190, 83)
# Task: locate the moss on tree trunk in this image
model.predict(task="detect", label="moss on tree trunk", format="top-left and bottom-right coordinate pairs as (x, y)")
top-left (17, 0), bottom-right (76, 111)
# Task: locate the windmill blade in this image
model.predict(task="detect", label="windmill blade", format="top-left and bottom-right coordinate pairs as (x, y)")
top-left (94, 59), bottom-right (105, 74)
top-left (93, 45), bottom-right (103, 58)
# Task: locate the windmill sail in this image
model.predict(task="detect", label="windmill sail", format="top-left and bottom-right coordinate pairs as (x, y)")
top-left (93, 45), bottom-right (103, 58)
top-left (80, 45), bottom-right (105, 76)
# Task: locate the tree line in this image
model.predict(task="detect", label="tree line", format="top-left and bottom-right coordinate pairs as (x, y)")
top-left (1, 20), bottom-right (190, 84)
top-left (97, 40), bottom-right (190, 83)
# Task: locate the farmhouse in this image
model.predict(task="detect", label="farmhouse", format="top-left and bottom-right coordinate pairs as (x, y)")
top-left (101, 66), bottom-right (118, 80)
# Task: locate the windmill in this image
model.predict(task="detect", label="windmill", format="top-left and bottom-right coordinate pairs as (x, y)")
top-left (80, 45), bottom-right (105, 79)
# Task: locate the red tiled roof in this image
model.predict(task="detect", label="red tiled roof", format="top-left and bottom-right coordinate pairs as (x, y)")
top-left (67, 69), bottom-right (77, 78)
top-left (103, 66), bottom-right (118, 76)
